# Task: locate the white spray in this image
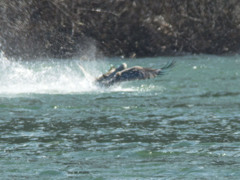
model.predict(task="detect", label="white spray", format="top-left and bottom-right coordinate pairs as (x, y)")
top-left (0, 52), bottom-right (108, 94)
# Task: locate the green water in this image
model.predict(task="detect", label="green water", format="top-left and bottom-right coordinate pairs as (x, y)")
top-left (0, 54), bottom-right (240, 179)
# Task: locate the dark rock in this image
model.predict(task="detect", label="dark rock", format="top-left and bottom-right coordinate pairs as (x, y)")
top-left (0, 0), bottom-right (240, 59)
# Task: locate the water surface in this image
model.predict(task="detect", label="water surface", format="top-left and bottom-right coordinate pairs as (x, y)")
top-left (0, 54), bottom-right (240, 179)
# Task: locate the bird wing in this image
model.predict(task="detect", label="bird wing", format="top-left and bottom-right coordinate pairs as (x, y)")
top-left (111, 66), bottom-right (159, 84)
top-left (99, 60), bottom-right (175, 87)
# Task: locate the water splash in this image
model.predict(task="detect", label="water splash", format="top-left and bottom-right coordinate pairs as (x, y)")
top-left (0, 53), bottom-right (105, 94)
top-left (0, 53), bottom-right (160, 95)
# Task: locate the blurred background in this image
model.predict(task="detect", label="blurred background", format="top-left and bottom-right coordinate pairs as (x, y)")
top-left (1, 0), bottom-right (240, 59)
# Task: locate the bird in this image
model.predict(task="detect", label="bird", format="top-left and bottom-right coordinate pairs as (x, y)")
top-left (95, 61), bottom-right (175, 87)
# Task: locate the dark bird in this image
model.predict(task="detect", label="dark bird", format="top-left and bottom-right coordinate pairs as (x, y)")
top-left (95, 61), bottom-right (175, 87)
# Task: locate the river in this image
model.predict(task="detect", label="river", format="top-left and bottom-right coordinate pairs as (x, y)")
top-left (0, 53), bottom-right (240, 179)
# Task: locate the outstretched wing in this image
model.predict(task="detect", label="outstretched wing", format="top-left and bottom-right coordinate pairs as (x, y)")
top-left (108, 60), bottom-right (175, 85)
top-left (158, 61), bottom-right (176, 75)
top-left (97, 60), bottom-right (175, 87)
top-left (115, 66), bottom-right (159, 81)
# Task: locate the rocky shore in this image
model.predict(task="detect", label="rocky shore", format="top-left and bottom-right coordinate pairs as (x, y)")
top-left (1, 0), bottom-right (240, 59)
